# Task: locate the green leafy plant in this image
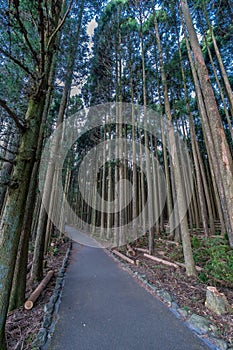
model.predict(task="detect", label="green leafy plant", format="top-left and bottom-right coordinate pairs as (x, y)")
top-left (193, 236), bottom-right (233, 285)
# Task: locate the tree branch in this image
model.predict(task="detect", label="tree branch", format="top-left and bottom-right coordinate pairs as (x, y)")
top-left (0, 47), bottom-right (36, 80)
top-left (0, 98), bottom-right (26, 131)
top-left (47, 0), bottom-right (73, 50)
top-left (38, 0), bottom-right (45, 74)
top-left (0, 156), bottom-right (15, 165)
top-left (0, 144), bottom-right (17, 156)
top-left (12, 0), bottom-right (40, 66)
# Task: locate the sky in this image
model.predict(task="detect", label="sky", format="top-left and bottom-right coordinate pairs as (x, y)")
top-left (70, 19), bottom-right (98, 97)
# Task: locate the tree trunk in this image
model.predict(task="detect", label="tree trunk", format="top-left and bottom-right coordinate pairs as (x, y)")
top-left (181, 0), bottom-right (233, 246)
top-left (0, 97), bottom-right (46, 348)
top-left (0, 1), bottom-right (64, 344)
top-left (153, 4), bottom-right (197, 276)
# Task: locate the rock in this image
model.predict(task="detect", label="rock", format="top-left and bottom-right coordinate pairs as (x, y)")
top-left (32, 328), bottom-right (47, 347)
top-left (177, 308), bottom-right (188, 318)
top-left (171, 302), bottom-right (179, 310)
top-left (55, 277), bottom-right (63, 288)
top-left (188, 314), bottom-right (210, 334)
top-left (205, 286), bottom-right (232, 315)
top-left (43, 314), bottom-right (52, 329)
top-left (157, 290), bottom-right (172, 304)
top-left (150, 285), bottom-right (159, 293)
top-left (209, 336), bottom-right (228, 350)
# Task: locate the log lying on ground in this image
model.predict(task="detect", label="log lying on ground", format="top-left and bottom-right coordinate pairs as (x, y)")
top-left (126, 244), bottom-right (136, 257)
top-left (172, 260), bottom-right (203, 272)
top-left (157, 238), bottom-right (179, 246)
top-left (112, 250), bottom-right (135, 264)
top-left (144, 253), bottom-right (203, 272)
top-left (144, 253), bottom-right (179, 268)
top-left (134, 247), bottom-right (149, 253)
top-left (24, 270), bottom-right (54, 310)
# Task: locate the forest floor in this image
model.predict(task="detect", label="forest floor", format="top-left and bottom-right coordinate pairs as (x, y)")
top-left (5, 234), bottom-right (233, 349)
top-left (6, 239), bottom-right (69, 350)
top-left (118, 235), bottom-right (233, 347)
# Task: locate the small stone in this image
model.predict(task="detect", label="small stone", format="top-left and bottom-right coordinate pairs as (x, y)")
top-left (150, 285), bottom-right (159, 293)
top-left (44, 300), bottom-right (54, 313)
top-left (32, 328), bottom-right (47, 347)
top-left (55, 277), bottom-right (63, 288)
top-left (209, 336), bottom-right (228, 350)
top-left (177, 308), bottom-right (188, 318)
top-left (57, 271), bottom-right (63, 278)
top-left (171, 302), bottom-right (179, 310)
top-left (60, 266), bottom-right (66, 274)
top-left (43, 314), bottom-right (52, 329)
top-left (188, 314), bottom-right (210, 334)
top-left (157, 290), bottom-right (172, 304)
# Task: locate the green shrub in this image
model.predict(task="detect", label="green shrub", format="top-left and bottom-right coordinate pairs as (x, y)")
top-left (193, 236), bottom-right (233, 285)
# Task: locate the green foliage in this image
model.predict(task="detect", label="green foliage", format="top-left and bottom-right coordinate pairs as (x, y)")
top-left (193, 236), bottom-right (233, 285)
top-left (192, 235), bottom-right (201, 249)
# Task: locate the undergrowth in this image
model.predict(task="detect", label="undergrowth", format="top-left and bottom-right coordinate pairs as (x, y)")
top-left (192, 235), bottom-right (233, 285)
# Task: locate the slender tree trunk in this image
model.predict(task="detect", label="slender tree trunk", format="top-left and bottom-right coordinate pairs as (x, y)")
top-left (139, 16), bottom-right (154, 254)
top-left (204, 35), bottom-right (233, 141)
top-left (0, 130), bottom-right (18, 213)
top-left (204, 8), bottom-right (233, 116)
top-left (0, 95), bottom-right (47, 348)
top-left (181, 0), bottom-right (233, 246)
top-left (9, 50), bottom-right (58, 310)
top-left (153, 4), bottom-right (196, 275)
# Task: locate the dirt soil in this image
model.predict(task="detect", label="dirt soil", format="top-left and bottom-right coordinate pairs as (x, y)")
top-left (6, 240), bottom-right (69, 350)
top-left (119, 238), bottom-right (233, 347)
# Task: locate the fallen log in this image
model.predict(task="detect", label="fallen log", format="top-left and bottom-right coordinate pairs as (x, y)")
top-left (157, 238), bottom-right (179, 246)
top-left (112, 250), bottom-right (135, 265)
top-left (126, 244), bottom-right (136, 257)
top-left (172, 260), bottom-right (203, 272)
top-left (24, 270), bottom-right (54, 310)
top-left (134, 247), bottom-right (149, 253)
top-left (144, 253), bottom-right (203, 272)
top-left (144, 253), bottom-right (179, 268)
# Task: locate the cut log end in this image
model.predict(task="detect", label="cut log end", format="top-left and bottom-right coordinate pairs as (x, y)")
top-left (24, 300), bottom-right (34, 310)
top-left (24, 270), bottom-right (54, 310)
top-left (112, 249), bottom-right (135, 264)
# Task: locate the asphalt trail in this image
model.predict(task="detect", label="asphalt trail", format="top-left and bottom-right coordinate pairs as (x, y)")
top-left (49, 243), bottom-right (210, 350)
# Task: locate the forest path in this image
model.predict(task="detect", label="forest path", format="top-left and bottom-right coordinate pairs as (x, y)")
top-left (49, 240), bottom-right (210, 350)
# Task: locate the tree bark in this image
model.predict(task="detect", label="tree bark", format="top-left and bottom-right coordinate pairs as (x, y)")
top-left (181, 0), bottom-right (233, 246)
top-left (0, 1), bottom-right (64, 345)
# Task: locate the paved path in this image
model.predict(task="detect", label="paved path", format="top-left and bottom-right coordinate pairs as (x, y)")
top-left (49, 243), bottom-right (210, 350)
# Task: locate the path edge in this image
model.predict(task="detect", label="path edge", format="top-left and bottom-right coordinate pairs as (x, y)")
top-left (106, 249), bottom-right (232, 350)
top-left (31, 240), bottom-right (72, 350)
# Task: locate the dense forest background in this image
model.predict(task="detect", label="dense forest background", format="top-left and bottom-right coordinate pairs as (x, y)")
top-left (0, 0), bottom-right (232, 348)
